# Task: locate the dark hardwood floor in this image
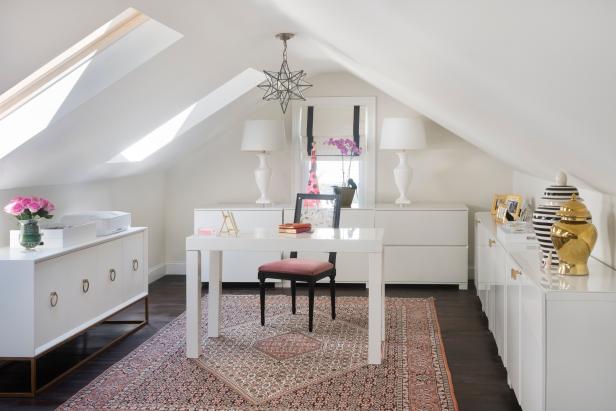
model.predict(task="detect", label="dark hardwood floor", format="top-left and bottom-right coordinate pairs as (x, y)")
top-left (0, 276), bottom-right (521, 411)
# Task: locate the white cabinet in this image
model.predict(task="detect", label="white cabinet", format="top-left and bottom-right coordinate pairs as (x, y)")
top-left (475, 212), bottom-right (616, 411)
top-left (194, 203), bottom-right (468, 286)
top-left (505, 255), bottom-right (522, 397)
top-left (492, 240), bottom-right (507, 358)
top-left (520, 271), bottom-right (545, 411)
top-left (195, 207), bottom-right (283, 282)
top-left (376, 204), bottom-right (468, 289)
top-left (0, 228), bottom-right (148, 358)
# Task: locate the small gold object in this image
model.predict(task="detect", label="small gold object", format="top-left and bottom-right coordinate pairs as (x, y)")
top-left (511, 268), bottom-right (521, 280)
top-left (550, 194), bottom-right (597, 275)
top-left (219, 210), bottom-right (239, 236)
top-left (488, 239), bottom-right (496, 247)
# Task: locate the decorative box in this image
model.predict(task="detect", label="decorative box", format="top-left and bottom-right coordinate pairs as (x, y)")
top-left (60, 211), bottom-right (131, 236)
top-left (9, 222), bottom-right (97, 248)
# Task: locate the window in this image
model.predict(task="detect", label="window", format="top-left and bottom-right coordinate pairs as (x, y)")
top-left (109, 68), bottom-right (265, 162)
top-left (292, 97), bottom-right (376, 207)
top-left (0, 8), bottom-right (181, 159)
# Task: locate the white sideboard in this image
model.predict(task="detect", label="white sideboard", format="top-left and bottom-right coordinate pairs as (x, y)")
top-left (195, 203), bottom-right (468, 288)
top-left (475, 212), bottom-right (616, 411)
top-left (0, 227), bottom-right (148, 395)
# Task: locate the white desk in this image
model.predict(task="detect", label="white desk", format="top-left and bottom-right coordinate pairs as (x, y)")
top-left (185, 227), bottom-right (385, 364)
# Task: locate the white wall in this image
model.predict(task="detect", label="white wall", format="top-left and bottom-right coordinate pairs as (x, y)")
top-left (514, 170), bottom-right (616, 270)
top-left (0, 172), bottom-right (167, 269)
top-left (164, 72), bottom-right (515, 273)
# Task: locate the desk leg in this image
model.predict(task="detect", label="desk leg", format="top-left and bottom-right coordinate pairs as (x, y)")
top-left (382, 280), bottom-right (386, 342)
top-left (207, 250), bottom-right (222, 338)
top-left (186, 250), bottom-right (201, 358)
top-left (368, 251), bottom-right (383, 364)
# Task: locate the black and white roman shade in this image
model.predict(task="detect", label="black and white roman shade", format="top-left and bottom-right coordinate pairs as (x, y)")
top-left (301, 105), bottom-right (366, 156)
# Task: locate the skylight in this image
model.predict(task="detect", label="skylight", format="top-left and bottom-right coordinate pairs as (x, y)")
top-left (109, 68), bottom-right (265, 163)
top-left (0, 8), bottom-right (182, 160)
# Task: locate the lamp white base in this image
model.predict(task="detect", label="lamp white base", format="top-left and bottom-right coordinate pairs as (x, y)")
top-left (393, 151), bottom-right (413, 206)
top-left (254, 152), bottom-right (272, 205)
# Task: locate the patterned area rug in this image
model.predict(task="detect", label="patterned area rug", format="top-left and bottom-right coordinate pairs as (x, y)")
top-left (60, 295), bottom-right (458, 410)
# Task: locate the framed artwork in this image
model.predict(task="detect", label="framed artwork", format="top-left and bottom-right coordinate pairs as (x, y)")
top-left (491, 194), bottom-right (507, 215)
top-left (496, 204), bottom-right (508, 223)
top-left (505, 194), bottom-right (522, 218)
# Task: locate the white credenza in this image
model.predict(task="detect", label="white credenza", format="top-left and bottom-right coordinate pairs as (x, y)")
top-left (475, 212), bottom-right (616, 411)
top-left (195, 203), bottom-right (468, 288)
top-left (0, 227), bottom-right (148, 395)
top-left (375, 204), bottom-right (468, 288)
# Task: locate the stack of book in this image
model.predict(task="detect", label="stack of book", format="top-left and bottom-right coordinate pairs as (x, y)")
top-left (278, 223), bottom-right (312, 234)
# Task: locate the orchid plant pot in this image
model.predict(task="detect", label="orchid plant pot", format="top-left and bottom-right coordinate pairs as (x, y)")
top-left (19, 219), bottom-right (42, 249)
top-left (325, 138), bottom-right (363, 208)
top-left (333, 186), bottom-right (356, 208)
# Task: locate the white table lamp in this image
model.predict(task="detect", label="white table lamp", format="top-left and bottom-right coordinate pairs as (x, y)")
top-left (380, 117), bottom-right (426, 205)
top-left (241, 120), bottom-right (285, 204)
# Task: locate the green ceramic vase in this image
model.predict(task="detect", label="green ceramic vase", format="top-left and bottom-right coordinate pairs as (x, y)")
top-left (19, 219), bottom-right (41, 249)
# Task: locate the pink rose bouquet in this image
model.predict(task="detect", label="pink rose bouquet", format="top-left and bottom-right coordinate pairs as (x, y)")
top-left (3, 196), bottom-right (55, 221)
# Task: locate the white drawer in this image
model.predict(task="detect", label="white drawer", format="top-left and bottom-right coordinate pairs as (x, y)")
top-left (123, 233), bottom-right (146, 300)
top-left (96, 238), bottom-right (124, 312)
top-left (383, 246), bottom-right (468, 284)
top-left (34, 247), bottom-right (97, 349)
top-left (375, 210), bottom-right (468, 246)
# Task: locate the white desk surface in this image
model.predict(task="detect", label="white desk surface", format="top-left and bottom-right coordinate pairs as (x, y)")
top-left (196, 202), bottom-right (468, 212)
top-left (186, 227), bottom-right (384, 253)
top-left (0, 227), bottom-right (146, 263)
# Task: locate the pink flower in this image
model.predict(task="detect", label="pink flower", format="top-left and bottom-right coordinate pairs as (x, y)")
top-left (4, 201), bottom-right (25, 216)
top-left (46, 201), bottom-right (55, 212)
top-left (27, 199), bottom-right (42, 213)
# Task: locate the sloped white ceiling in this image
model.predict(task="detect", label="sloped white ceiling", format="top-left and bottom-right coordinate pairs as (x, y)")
top-left (1, 0), bottom-right (615, 194)
top-left (0, 0), bottom-right (339, 189)
top-left (270, 0), bottom-right (616, 194)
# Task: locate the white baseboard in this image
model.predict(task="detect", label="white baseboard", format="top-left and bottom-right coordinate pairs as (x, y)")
top-left (165, 261), bottom-right (186, 275)
top-left (148, 263), bottom-right (167, 283)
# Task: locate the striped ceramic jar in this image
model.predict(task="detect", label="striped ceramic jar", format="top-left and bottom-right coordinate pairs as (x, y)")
top-left (532, 182), bottom-right (580, 266)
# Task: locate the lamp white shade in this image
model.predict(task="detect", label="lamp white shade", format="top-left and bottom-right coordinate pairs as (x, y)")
top-left (379, 117), bottom-right (426, 150)
top-left (241, 120), bottom-right (285, 152)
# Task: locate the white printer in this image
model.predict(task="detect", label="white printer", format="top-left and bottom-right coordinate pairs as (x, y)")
top-left (60, 211), bottom-right (131, 236)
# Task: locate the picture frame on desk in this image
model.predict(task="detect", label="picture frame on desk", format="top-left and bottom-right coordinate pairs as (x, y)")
top-left (491, 194), bottom-right (507, 215)
top-left (505, 194), bottom-right (522, 218)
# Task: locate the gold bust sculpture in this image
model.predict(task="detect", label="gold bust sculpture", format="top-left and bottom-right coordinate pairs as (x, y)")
top-left (550, 194), bottom-right (597, 275)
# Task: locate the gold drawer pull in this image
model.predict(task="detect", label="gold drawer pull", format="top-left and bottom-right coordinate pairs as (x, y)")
top-left (488, 239), bottom-right (496, 247)
top-left (132, 259), bottom-right (139, 272)
top-left (109, 268), bottom-right (117, 282)
top-left (50, 292), bottom-right (58, 307)
top-left (511, 268), bottom-right (522, 280)
top-left (82, 279), bottom-right (90, 293)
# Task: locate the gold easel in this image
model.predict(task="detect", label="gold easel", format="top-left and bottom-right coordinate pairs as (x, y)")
top-left (219, 210), bottom-right (239, 236)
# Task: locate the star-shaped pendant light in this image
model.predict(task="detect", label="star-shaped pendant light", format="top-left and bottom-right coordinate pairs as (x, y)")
top-left (258, 33), bottom-right (312, 113)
